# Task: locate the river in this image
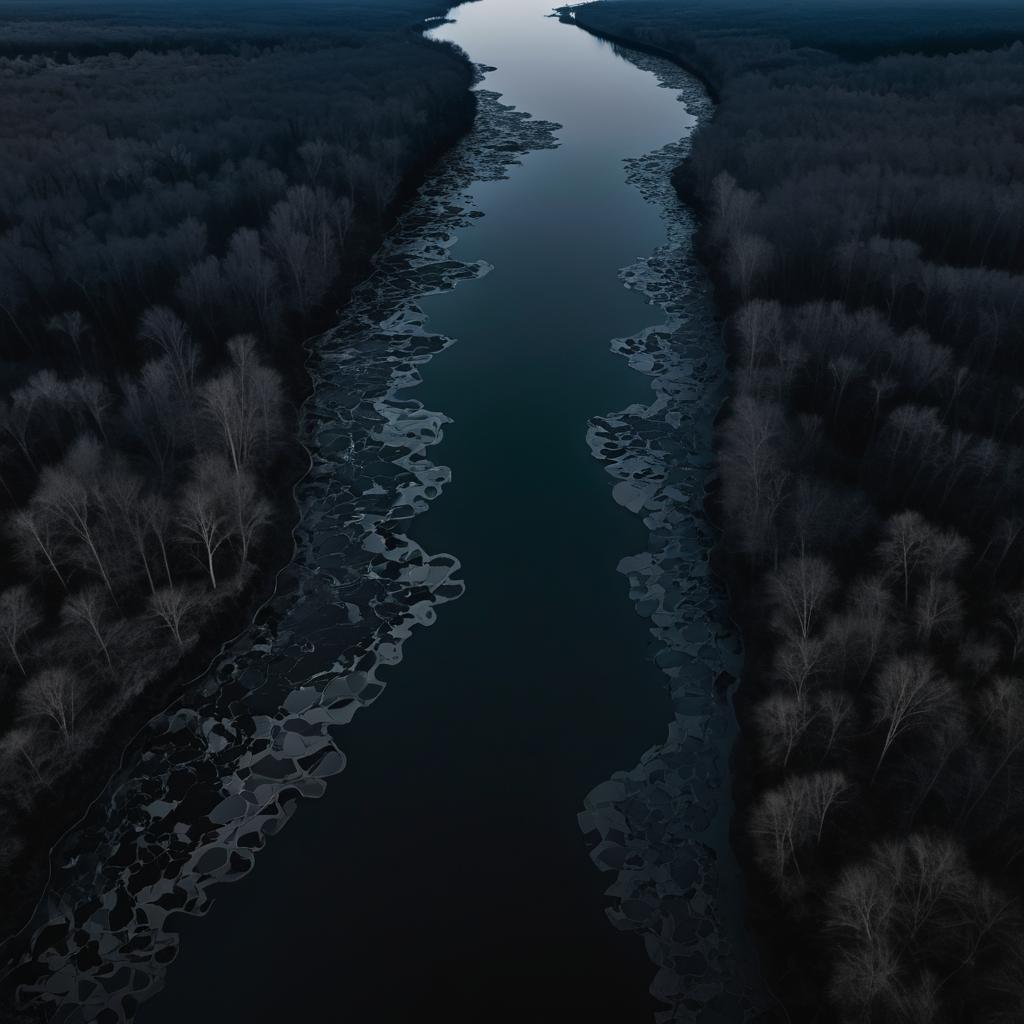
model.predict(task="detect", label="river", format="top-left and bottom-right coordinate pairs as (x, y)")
top-left (1, 2), bottom-right (770, 1021)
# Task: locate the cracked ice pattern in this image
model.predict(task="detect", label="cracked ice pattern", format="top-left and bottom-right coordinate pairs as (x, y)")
top-left (0, 85), bottom-right (558, 1023)
top-left (579, 50), bottom-right (776, 1023)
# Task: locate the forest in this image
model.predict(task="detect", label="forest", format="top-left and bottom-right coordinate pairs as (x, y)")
top-left (0, 0), bottom-right (474, 940)
top-left (573, 2), bottom-right (1024, 1021)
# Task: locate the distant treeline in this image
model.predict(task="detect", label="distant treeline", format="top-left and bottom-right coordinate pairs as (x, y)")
top-left (0, 0), bottom-right (473, 921)
top-left (576, 3), bottom-right (1024, 1021)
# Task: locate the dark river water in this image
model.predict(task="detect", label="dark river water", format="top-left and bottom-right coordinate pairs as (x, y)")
top-left (1, 2), bottom-right (772, 1022)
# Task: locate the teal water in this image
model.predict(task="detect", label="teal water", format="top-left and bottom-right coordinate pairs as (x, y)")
top-left (143, 4), bottom-right (700, 1020)
top-left (143, 4), bottom-right (699, 1021)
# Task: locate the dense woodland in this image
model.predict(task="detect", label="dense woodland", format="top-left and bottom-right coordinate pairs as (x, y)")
top-left (0, 0), bottom-right (473, 931)
top-left (575, 3), bottom-right (1024, 1021)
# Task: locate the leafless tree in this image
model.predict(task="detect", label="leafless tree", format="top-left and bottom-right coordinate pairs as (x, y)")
top-left (199, 335), bottom-right (283, 474)
top-left (965, 677), bottom-right (1024, 822)
top-left (912, 577), bottom-right (964, 644)
top-left (33, 438), bottom-right (118, 599)
top-left (749, 781), bottom-right (805, 886)
top-left (222, 228), bottom-right (278, 331)
top-left (814, 690), bottom-right (855, 764)
top-left (732, 299), bottom-right (783, 384)
top-left (719, 396), bottom-right (791, 562)
top-left (121, 356), bottom-right (189, 486)
top-left (0, 586), bottom-right (42, 676)
top-left (710, 170), bottom-right (758, 245)
top-left (980, 517), bottom-right (1024, 579)
top-left (825, 835), bottom-right (982, 1014)
top-left (20, 668), bottom-right (79, 746)
top-left (870, 656), bottom-right (958, 781)
top-left (104, 467), bottom-right (156, 593)
top-left (143, 493), bottom-right (176, 588)
top-left (995, 591), bottom-right (1024, 667)
top-left (67, 376), bottom-right (112, 441)
top-left (61, 586), bottom-right (117, 670)
top-left (877, 511), bottom-right (969, 607)
top-left (138, 305), bottom-right (199, 398)
top-left (803, 771), bottom-right (851, 842)
top-left (0, 726), bottom-right (45, 785)
top-left (47, 310), bottom-right (91, 368)
top-left (148, 585), bottom-right (203, 649)
top-left (756, 692), bottom-right (813, 768)
top-left (266, 185), bottom-right (342, 315)
top-left (10, 506), bottom-right (68, 589)
top-left (749, 772), bottom-right (848, 886)
top-left (768, 555), bottom-right (838, 641)
top-left (774, 635), bottom-right (827, 700)
top-left (727, 232), bottom-right (775, 300)
top-left (225, 469), bottom-right (273, 563)
top-left (177, 456), bottom-right (232, 588)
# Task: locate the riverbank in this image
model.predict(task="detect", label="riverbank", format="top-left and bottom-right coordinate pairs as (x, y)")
top-left (566, 37), bottom-right (776, 1022)
top-left (0, 16), bottom-right (477, 963)
top-left (0, 72), bottom-right (562, 1020)
top-left (567, 7), bottom-right (806, 1017)
top-left (570, 4), bottom-right (1024, 1022)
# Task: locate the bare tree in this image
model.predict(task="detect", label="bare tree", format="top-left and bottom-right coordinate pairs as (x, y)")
top-left (980, 517), bottom-right (1024, 579)
top-left (222, 228), bottom-right (278, 331)
top-left (121, 357), bottom-right (189, 486)
top-left (732, 299), bottom-right (783, 384)
top-left (965, 677), bottom-right (1024, 822)
top-left (710, 170), bottom-right (758, 245)
top-left (756, 692), bottom-right (813, 768)
top-left (225, 469), bottom-right (273, 563)
top-left (67, 376), bottom-right (112, 441)
top-left (827, 855), bottom-right (896, 951)
top-left (177, 456), bottom-right (231, 588)
top-left (0, 586), bottom-right (42, 676)
top-left (870, 656), bottom-right (958, 781)
top-left (749, 781), bottom-right (805, 886)
top-left (20, 668), bottom-right (79, 747)
top-left (825, 835), bottom-right (984, 1013)
top-left (912, 577), bottom-right (964, 644)
top-left (847, 575), bottom-right (901, 682)
top-left (10, 506), bottom-right (68, 589)
top-left (104, 467), bottom-right (156, 593)
top-left (719, 396), bottom-right (791, 562)
top-left (813, 690), bottom-right (854, 764)
top-left (826, 857), bottom-right (900, 1010)
top-left (0, 726), bottom-right (45, 785)
top-left (877, 511), bottom-right (969, 607)
top-left (907, 715), bottom-right (969, 824)
top-left (727, 233), bottom-right (775, 300)
top-left (749, 772), bottom-right (847, 885)
top-left (803, 771), bottom-right (850, 842)
top-left (995, 590), bottom-right (1024, 667)
top-left (143, 494), bottom-right (176, 588)
top-left (47, 310), bottom-right (91, 368)
top-left (33, 439), bottom-right (119, 599)
top-left (768, 555), bottom-right (837, 641)
top-left (61, 586), bottom-right (117, 670)
top-left (138, 305), bottom-right (199, 398)
top-left (148, 585), bottom-right (203, 649)
top-left (198, 335), bottom-right (283, 474)
top-left (774, 635), bottom-right (827, 700)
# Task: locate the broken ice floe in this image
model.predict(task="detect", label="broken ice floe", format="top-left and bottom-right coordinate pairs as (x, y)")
top-left (581, 49), bottom-right (776, 1023)
top-left (0, 87), bottom-right (558, 1023)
